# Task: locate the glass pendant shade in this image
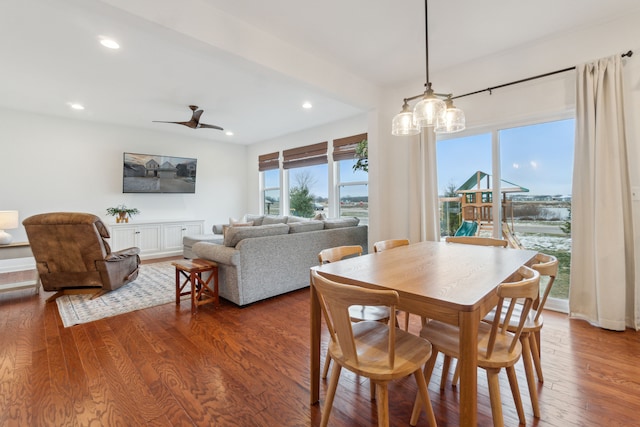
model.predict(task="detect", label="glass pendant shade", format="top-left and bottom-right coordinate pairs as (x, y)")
top-left (435, 105), bottom-right (466, 134)
top-left (392, 103), bottom-right (420, 136)
top-left (413, 95), bottom-right (445, 128)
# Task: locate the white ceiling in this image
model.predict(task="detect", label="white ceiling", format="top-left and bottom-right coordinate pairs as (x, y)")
top-left (1, 0), bottom-right (639, 145)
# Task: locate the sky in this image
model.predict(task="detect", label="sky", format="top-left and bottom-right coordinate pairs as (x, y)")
top-left (437, 118), bottom-right (575, 196)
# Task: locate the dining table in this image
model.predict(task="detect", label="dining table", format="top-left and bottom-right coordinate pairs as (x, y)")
top-left (310, 240), bottom-right (537, 426)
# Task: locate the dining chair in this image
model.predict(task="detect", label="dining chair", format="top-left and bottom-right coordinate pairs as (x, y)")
top-left (318, 245), bottom-right (391, 382)
top-left (445, 235), bottom-right (508, 247)
top-left (471, 252), bottom-right (559, 419)
top-left (311, 270), bottom-right (437, 427)
top-left (373, 239), bottom-right (413, 331)
top-left (410, 265), bottom-right (540, 427)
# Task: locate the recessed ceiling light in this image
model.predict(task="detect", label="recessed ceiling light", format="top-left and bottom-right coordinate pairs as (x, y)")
top-left (69, 103), bottom-right (85, 110)
top-left (99, 38), bottom-right (120, 49)
top-left (225, 131), bottom-right (234, 136)
top-left (302, 102), bottom-right (312, 109)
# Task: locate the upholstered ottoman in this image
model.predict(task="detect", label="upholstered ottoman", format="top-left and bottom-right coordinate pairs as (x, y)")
top-left (183, 234), bottom-right (223, 258)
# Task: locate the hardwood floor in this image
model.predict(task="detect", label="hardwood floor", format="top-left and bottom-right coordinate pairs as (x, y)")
top-left (1, 261), bottom-right (639, 426)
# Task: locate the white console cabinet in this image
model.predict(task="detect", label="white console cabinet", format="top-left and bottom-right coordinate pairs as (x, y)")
top-left (108, 220), bottom-right (204, 259)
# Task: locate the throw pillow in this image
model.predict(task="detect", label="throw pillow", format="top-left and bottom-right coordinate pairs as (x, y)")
top-left (262, 215), bottom-right (287, 225)
top-left (229, 216), bottom-right (248, 225)
top-left (245, 214), bottom-right (265, 226)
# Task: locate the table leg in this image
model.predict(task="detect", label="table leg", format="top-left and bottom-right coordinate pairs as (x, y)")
top-left (190, 271), bottom-right (197, 314)
top-left (175, 268), bottom-right (181, 306)
top-left (310, 276), bottom-right (321, 404)
top-left (458, 310), bottom-right (479, 426)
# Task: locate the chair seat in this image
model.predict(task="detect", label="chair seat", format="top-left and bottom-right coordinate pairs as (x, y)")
top-left (484, 304), bottom-right (544, 332)
top-left (329, 321), bottom-right (432, 380)
top-left (421, 320), bottom-right (522, 369)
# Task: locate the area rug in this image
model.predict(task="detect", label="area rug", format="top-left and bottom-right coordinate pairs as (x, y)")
top-left (56, 261), bottom-right (177, 327)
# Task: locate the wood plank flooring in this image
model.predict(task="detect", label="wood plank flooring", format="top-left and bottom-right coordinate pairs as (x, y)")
top-left (1, 259), bottom-right (639, 426)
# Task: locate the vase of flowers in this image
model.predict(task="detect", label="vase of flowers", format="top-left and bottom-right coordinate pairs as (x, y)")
top-left (106, 205), bottom-right (140, 223)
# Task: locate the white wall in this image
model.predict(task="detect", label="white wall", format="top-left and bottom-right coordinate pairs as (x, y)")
top-left (0, 107), bottom-right (247, 243)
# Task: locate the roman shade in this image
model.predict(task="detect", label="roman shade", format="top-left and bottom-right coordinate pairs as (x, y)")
top-left (258, 151), bottom-right (279, 171)
top-left (282, 142), bottom-right (327, 169)
top-left (332, 133), bottom-right (367, 161)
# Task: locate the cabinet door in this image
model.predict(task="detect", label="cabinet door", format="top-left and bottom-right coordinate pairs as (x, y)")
top-left (163, 222), bottom-right (204, 252)
top-left (163, 224), bottom-right (186, 252)
top-left (110, 226), bottom-right (137, 251)
top-left (137, 224), bottom-right (162, 254)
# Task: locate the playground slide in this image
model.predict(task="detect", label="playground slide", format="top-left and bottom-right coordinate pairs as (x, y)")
top-left (502, 222), bottom-right (524, 249)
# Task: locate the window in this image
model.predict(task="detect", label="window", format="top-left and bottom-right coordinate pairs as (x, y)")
top-left (283, 142), bottom-right (328, 218)
top-left (500, 119), bottom-right (574, 303)
top-left (259, 152), bottom-right (280, 215)
top-left (333, 134), bottom-right (368, 224)
top-left (437, 133), bottom-right (491, 236)
top-left (437, 118), bottom-right (574, 305)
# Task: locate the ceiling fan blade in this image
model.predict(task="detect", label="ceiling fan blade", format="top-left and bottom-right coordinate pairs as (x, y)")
top-left (153, 106), bottom-right (220, 130)
top-left (198, 123), bottom-right (224, 131)
top-left (152, 120), bottom-right (198, 129)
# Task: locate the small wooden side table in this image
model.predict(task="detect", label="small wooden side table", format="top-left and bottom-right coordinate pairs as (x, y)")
top-left (172, 259), bottom-right (219, 314)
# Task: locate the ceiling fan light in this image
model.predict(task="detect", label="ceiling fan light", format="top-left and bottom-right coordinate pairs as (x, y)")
top-left (392, 102), bottom-right (420, 136)
top-left (413, 94), bottom-right (445, 128)
top-left (435, 104), bottom-right (466, 134)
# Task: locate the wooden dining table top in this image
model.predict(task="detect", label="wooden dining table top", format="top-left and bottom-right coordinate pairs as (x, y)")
top-left (313, 240), bottom-right (538, 314)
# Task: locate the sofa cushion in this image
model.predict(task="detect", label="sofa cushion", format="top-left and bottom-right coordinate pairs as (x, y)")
top-left (288, 220), bottom-right (324, 233)
top-left (286, 215), bottom-right (309, 223)
top-left (323, 217), bottom-right (360, 229)
top-left (262, 215), bottom-right (287, 225)
top-left (245, 214), bottom-right (265, 226)
top-left (222, 221), bottom-right (254, 239)
top-left (223, 223), bottom-right (289, 247)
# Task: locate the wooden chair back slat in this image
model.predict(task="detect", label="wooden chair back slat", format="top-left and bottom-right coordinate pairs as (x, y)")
top-left (311, 270), bottom-right (398, 368)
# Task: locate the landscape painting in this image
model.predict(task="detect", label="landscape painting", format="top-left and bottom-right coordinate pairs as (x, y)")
top-left (123, 152), bottom-right (197, 193)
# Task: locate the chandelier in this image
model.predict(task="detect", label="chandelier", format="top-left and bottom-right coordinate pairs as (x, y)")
top-left (392, 0), bottom-right (465, 136)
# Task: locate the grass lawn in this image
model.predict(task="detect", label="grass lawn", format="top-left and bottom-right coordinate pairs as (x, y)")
top-left (516, 232), bottom-right (571, 299)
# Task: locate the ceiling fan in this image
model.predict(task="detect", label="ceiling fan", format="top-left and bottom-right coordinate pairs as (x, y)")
top-left (153, 105), bottom-right (223, 131)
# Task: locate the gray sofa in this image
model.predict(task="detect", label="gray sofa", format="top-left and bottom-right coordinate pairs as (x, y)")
top-left (188, 215), bottom-right (367, 306)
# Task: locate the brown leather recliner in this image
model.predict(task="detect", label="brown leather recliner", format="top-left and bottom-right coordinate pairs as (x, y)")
top-left (23, 212), bottom-right (140, 301)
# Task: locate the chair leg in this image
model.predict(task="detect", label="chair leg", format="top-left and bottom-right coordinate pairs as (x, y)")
top-left (521, 335), bottom-right (541, 418)
top-left (441, 354), bottom-right (452, 390)
top-left (452, 360), bottom-right (460, 387)
top-left (486, 368), bottom-right (504, 427)
top-left (322, 351), bottom-right (331, 379)
top-left (413, 369), bottom-right (437, 427)
top-left (404, 311), bottom-right (410, 331)
top-left (530, 333), bottom-right (544, 382)
top-left (506, 365), bottom-right (526, 425)
top-left (410, 351), bottom-right (438, 426)
top-left (320, 364), bottom-right (342, 427)
top-left (370, 379), bottom-right (376, 401)
top-left (375, 381), bottom-right (389, 427)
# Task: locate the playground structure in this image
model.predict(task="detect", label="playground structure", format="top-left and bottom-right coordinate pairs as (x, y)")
top-left (448, 171), bottom-right (528, 248)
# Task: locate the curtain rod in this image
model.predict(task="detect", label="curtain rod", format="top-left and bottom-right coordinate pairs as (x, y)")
top-left (452, 50), bottom-right (633, 100)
